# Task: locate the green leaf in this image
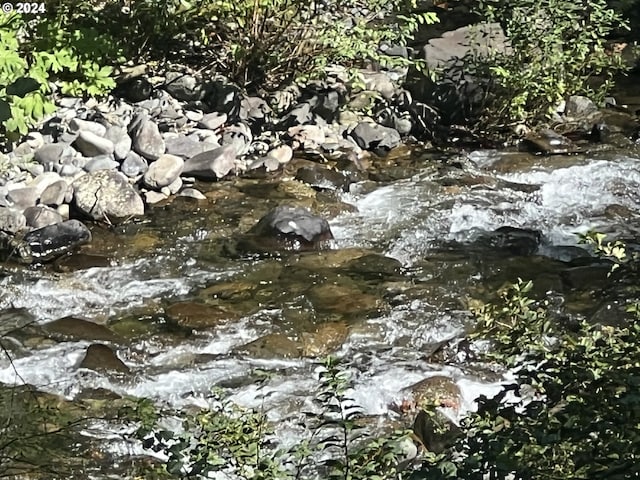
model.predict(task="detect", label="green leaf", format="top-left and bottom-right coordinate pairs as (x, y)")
top-left (5, 77), bottom-right (40, 97)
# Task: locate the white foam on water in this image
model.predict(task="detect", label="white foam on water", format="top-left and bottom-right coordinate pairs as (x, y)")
top-left (0, 257), bottom-right (231, 323)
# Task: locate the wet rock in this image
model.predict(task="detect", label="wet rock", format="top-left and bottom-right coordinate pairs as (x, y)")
top-left (295, 165), bottom-right (350, 191)
top-left (182, 144), bottom-right (237, 179)
top-left (395, 376), bottom-right (462, 413)
top-left (521, 129), bottom-right (581, 155)
top-left (79, 344), bottom-right (130, 373)
top-left (164, 72), bottom-right (204, 101)
top-left (0, 207), bottom-right (26, 233)
top-left (44, 316), bottom-right (122, 342)
top-left (561, 260), bottom-right (615, 290)
top-left (23, 205), bottom-right (63, 228)
top-left (53, 253), bottom-right (112, 272)
top-left (131, 118), bottom-right (165, 160)
top-left (302, 321), bottom-right (349, 357)
top-left (165, 301), bottom-right (235, 329)
top-left (74, 130), bottom-right (115, 157)
top-left (143, 154), bottom-right (184, 189)
top-left (350, 122), bottom-right (401, 155)
top-left (120, 151), bottom-right (148, 178)
top-left (342, 253), bottom-right (403, 280)
top-left (475, 226), bottom-right (542, 256)
top-left (306, 283), bottom-right (382, 317)
top-left (248, 205), bottom-right (333, 246)
top-left (178, 187), bottom-right (207, 200)
top-left (21, 219), bottom-right (91, 262)
top-left (72, 170), bottom-right (145, 223)
top-left (236, 333), bottom-right (301, 359)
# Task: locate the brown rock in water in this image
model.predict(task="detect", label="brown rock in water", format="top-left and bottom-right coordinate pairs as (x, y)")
top-left (165, 302), bottom-right (235, 329)
top-left (391, 375), bottom-right (462, 453)
top-left (79, 344), bottom-right (129, 373)
top-left (236, 333), bottom-right (302, 359)
top-left (306, 283), bottom-right (383, 317)
top-left (302, 321), bottom-right (350, 357)
top-left (44, 316), bottom-right (122, 343)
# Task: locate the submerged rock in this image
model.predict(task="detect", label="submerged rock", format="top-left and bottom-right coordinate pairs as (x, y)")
top-left (236, 333), bottom-right (302, 359)
top-left (248, 205), bottom-right (334, 248)
top-left (79, 344), bottom-right (130, 373)
top-left (44, 316), bottom-right (122, 342)
top-left (165, 301), bottom-right (235, 329)
top-left (302, 321), bottom-right (350, 357)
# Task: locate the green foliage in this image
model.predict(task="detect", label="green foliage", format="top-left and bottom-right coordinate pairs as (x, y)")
top-left (310, 357), bottom-right (410, 480)
top-left (133, 358), bottom-right (413, 479)
top-left (580, 231), bottom-right (628, 273)
top-left (134, 389), bottom-right (289, 479)
top-left (58, 0), bottom-right (437, 91)
top-left (0, 11), bottom-right (116, 138)
top-left (468, 0), bottom-right (628, 128)
top-left (0, 384), bottom-right (88, 478)
top-left (422, 274), bottom-right (640, 479)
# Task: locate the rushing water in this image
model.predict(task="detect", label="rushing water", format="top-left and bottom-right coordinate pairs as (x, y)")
top-left (1, 148), bottom-right (640, 472)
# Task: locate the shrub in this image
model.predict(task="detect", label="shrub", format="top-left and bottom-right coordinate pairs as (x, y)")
top-left (0, 11), bottom-right (116, 139)
top-left (420, 276), bottom-right (640, 479)
top-left (131, 358), bottom-right (413, 479)
top-left (54, 0), bottom-right (437, 92)
top-left (463, 0), bottom-right (628, 129)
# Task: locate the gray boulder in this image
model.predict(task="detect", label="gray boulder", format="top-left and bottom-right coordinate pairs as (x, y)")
top-left (0, 207), bottom-right (26, 233)
top-left (72, 170), bottom-right (144, 223)
top-left (34, 143), bottom-right (65, 167)
top-left (350, 122), bottom-right (401, 154)
top-left (40, 180), bottom-right (71, 206)
top-left (165, 135), bottom-right (215, 159)
top-left (165, 72), bottom-right (204, 101)
top-left (22, 219), bottom-right (92, 262)
top-left (249, 205), bottom-right (334, 244)
top-left (121, 151), bottom-right (148, 178)
top-left (198, 112), bottom-right (227, 131)
top-left (105, 125), bottom-right (132, 160)
top-left (23, 205), bottom-right (64, 229)
top-left (131, 118), bottom-right (165, 160)
top-left (182, 144), bottom-right (237, 179)
top-left (144, 154), bottom-right (184, 189)
top-left (74, 130), bottom-right (115, 157)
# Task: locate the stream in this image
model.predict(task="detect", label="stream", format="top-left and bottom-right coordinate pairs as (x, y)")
top-left (1, 145), bottom-right (640, 476)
